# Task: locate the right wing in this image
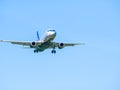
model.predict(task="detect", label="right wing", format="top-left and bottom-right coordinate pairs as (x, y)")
top-left (50, 42), bottom-right (85, 49)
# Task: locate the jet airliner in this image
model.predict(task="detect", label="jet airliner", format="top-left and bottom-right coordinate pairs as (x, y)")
top-left (0, 29), bottom-right (84, 54)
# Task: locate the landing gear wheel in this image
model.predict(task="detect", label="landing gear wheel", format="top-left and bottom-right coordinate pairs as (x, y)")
top-left (51, 50), bottom-right (56, 54)
top-left (34, 50), bottom-right (38, 53)
top-left (53, 50), bottom-right (56, 53)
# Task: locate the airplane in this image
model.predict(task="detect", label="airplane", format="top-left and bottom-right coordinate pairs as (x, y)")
top-left (0, 29), bottom-right (84, 54)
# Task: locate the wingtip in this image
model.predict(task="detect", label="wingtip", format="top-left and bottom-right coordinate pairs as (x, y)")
top-left (78, 43), bottom-right (85, 45)
top-left (0, 40), bottom-right (3, 42)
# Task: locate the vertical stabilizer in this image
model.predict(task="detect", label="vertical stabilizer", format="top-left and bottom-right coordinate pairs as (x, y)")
top-left (36, 31), bottom-right (40, 40)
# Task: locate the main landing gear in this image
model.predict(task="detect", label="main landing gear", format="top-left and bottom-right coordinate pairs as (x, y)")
top-left (34, 49), bottom-right (38, 53)
top-left (51, 44), bottom-right (56, 54)
top-left (51, 49), bottom-right (56, 54)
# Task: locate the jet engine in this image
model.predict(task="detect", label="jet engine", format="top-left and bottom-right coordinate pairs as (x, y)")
top-left (58, 43), bottom-right (64, 49)
top-left (30, 41), bottom-right (36, 48)
top-left (31, 42), bottom-right (36, 46)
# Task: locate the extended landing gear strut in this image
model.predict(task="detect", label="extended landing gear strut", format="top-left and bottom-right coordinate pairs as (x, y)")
top-left (51, 44), bottom-right (56, 54)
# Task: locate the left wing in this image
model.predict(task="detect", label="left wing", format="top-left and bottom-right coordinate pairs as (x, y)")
top-left (0, 40), bottom-right (31, 46)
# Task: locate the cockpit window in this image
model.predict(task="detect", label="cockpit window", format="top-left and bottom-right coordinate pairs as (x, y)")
top-left (48, 30), bottom-right (55, 32)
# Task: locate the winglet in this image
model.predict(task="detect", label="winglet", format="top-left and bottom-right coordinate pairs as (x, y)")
top-left (36, 31), bottom-right (40, 40)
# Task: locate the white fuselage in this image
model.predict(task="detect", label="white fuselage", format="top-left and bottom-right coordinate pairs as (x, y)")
top-left (40, 30), bottom-right (56, 42)
top-left (36, 30), bottom-right (56, 52)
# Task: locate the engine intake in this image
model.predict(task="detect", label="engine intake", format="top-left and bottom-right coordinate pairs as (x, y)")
top-left (58, 43), bottom-right (64, 49)
top-left (31, 42), bottom-right (36, 46)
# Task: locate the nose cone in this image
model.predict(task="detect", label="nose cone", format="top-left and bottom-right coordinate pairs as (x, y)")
top-left (53, 31), bottom-right (56, 36)
top-left (48, 30), bottom-right (56, 36)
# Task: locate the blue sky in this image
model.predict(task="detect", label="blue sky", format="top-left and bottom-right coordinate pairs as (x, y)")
top-left (0, 0), bottom-right (120, 90)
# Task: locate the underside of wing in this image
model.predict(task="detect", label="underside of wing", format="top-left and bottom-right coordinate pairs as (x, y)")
top-left (63, 43), bottom-right (84, 46)
top-left (50, 42), bottom-right (85, 49)
top-left (0, 40), bottom-right (31, 46)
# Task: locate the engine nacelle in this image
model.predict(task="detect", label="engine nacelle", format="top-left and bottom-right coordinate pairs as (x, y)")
top-left (58, 43), bottom-right (64, 49)
top-left (30, 42), bottom-right (36, 48)
top-left (31, 42), bottom-right (36, 46)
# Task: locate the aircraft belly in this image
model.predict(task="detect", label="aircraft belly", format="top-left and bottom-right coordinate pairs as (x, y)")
top-left (37, 42), bottom-right (51, 52)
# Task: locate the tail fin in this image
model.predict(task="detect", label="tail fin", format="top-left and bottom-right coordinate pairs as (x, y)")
top-left (36, 31), bottom-right (40, 40)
